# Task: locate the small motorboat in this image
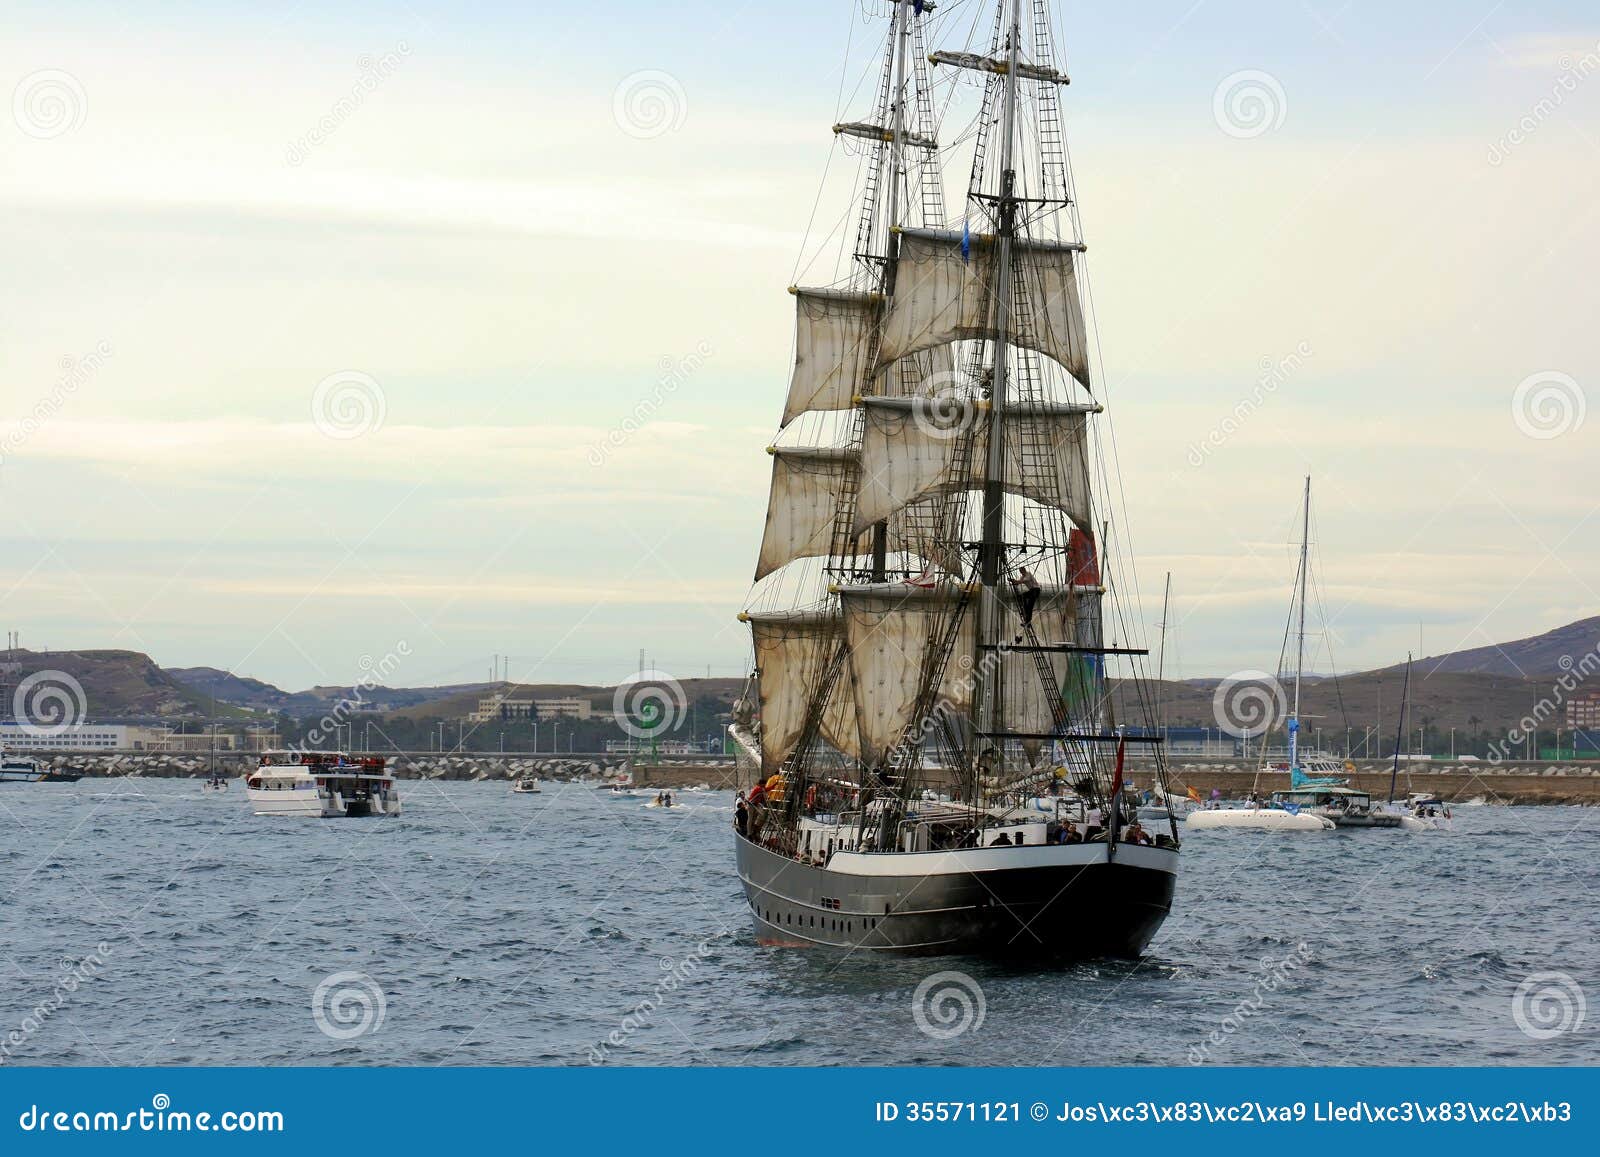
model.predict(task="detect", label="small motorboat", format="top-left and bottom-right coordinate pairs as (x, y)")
top-left (645, 792), bottom-right (682, 809)
top-left (511, 777), bottom-right (542, 794)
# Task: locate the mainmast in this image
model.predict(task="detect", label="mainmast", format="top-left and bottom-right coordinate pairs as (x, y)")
top-left (871, 0), bottom-right (916, 582)
top-left (974, 0), bottom-right (1024, 747)
top-left (1289, 475), bottom-right (1311, 772)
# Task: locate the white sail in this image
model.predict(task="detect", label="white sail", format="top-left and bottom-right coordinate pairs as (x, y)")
top-left (838, 584), bottom-right (973, 766)
top-left (745, 609), bottom-right (859, 774)
top-left (877, 228), bottom-right (1091, 388)
top-left (755, 447), bottom-right (853, 581)
top-left (781, 288), bottom-right (880, 426)
top-left (851, 396), bottom-right (1094, 536)
top-left (755, 447), bottom-right (964, 580)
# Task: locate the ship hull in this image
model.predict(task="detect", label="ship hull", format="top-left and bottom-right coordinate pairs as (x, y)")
top-left (734, 833), bottom-right (1175, 959)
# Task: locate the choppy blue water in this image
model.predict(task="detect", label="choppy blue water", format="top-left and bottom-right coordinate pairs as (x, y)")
top-left (1, 779), bottom-right (1596, 1066)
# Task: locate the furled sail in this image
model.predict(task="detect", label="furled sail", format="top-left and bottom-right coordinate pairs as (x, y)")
top-left (781, 288), bottom-right (880, 426)
top-left (877, 228), bottom-right (1091, 388)
top-left (745, 609), bottom-right (859, 774)
top-left (838, 584), bottom-right (972, 766)
top-left (851, 396), bottom-right (1094, 536)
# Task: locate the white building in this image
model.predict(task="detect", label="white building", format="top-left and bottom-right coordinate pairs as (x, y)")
top-left (0, 722), bottom-right (133, 751)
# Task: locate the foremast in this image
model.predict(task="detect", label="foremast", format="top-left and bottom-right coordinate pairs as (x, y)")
top-left (744, 0), bottom-right (1180, 854)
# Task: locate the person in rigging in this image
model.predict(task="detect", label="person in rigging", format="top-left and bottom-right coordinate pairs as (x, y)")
top-left (1010, 567), bottom-right (1041, 642)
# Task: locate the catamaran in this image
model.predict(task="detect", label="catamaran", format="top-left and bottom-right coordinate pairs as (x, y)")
top-left (1188, 479), bottom-right (1400, 832)
top-left (245, 750), bottom-right (401, 818)
top-left (730, 0), bottom-right (1179, 958)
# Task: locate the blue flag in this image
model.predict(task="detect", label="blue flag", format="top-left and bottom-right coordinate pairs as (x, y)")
top-left (961, 219), bottom-right (971, 264)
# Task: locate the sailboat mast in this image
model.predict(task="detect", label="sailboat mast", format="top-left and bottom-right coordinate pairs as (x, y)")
top-left (1156, 571), bottom-right (1172, 737)
top-left (975, 0), bottom-right (1023, 742)
top-left (1387, 654), bottom-right (1412, 803)
top-left (1290, 475), bottom-right (1310, 771)
top-left (870, 0), bottom-right (914, 582)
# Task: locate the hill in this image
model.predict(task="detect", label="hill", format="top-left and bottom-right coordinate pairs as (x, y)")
top-left (1, 650), bottom-right (228, 721)
top-left (167, 666), bottom-right (492, 717)
top-left (1398, 615), bottom-right (1600, 678)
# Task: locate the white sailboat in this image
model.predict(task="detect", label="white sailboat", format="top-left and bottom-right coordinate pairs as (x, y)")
top-left (731, 0), bottom-right (1178, 958)
top-left (1189, 479), bottom-right (1397, 832)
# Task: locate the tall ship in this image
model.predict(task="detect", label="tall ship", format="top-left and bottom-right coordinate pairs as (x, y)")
top-left (730, 0), bottom-right (1179, 958)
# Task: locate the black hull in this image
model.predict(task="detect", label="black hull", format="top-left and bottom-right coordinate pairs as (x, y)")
top-left (734, 833), bottom-right (1176, 960)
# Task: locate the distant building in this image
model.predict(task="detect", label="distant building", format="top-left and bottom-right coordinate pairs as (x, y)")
top-left (1566, 689), bottom-right (1600, 730)
top-left (469, 694), bottom-right (595, 723)
top-left (533, 697), bottom-right (593, 720)
top-left (470, 695), bottom-right (533, 722)
top-left (0, 722), bottom-right (132, 751)
top-left (0, 722), bottom-right (242, 752)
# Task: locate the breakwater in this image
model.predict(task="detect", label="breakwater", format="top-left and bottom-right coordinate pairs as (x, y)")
top-left (1143, 757), bottom-right (1600, 806)
top-left (21, 751), bottom-right (633, 781)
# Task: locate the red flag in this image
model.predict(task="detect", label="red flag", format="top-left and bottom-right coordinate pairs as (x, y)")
top-left (1110, 738), bottom-right (1126, 844)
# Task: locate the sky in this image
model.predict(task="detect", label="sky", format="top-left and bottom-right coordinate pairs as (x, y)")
top-left (1, 0), bottom-right (1597, 693)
